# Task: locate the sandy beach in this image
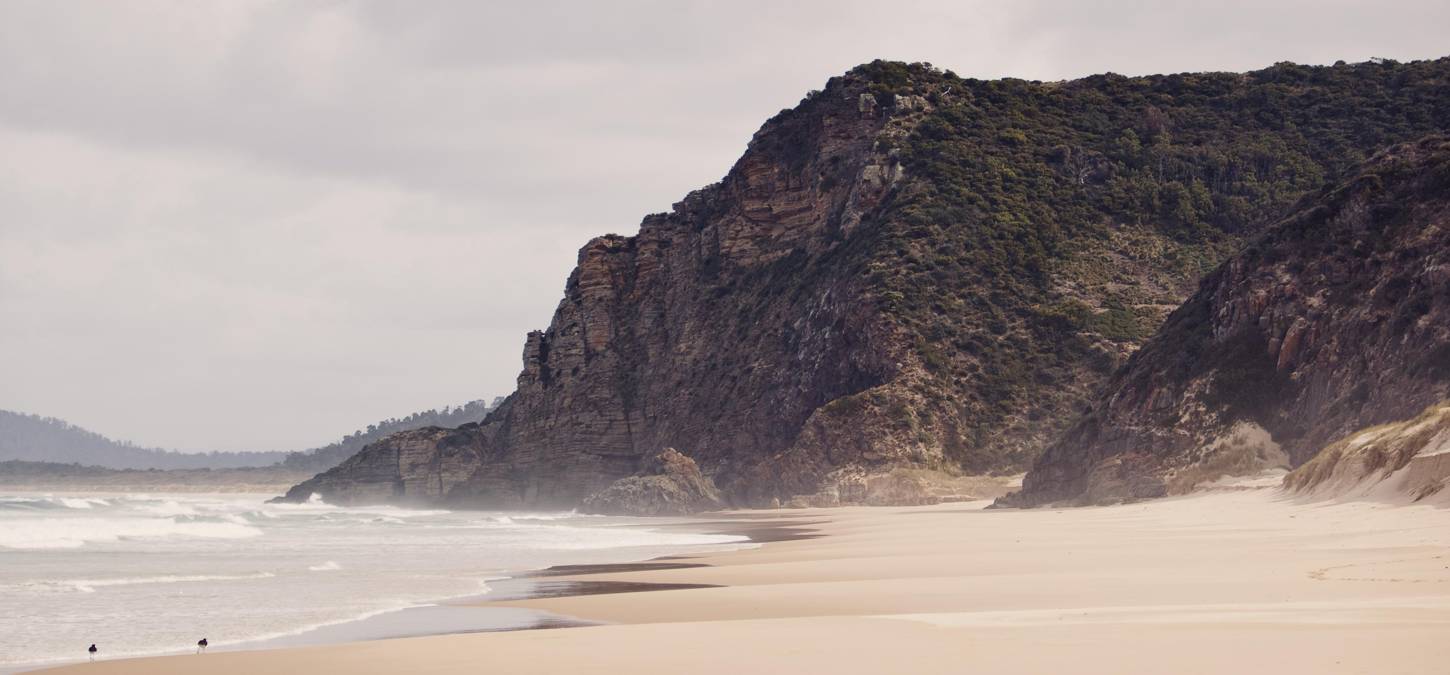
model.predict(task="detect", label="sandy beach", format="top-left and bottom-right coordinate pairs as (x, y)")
top-left (40, 486), bottom-right (1450, 675)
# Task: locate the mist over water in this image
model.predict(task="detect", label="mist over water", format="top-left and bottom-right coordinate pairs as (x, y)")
top-left (0, 492), bottom-right (748, 670)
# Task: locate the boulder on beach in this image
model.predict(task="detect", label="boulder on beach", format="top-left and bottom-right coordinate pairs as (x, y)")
top-left (582, 448), bottom-right (724, 516)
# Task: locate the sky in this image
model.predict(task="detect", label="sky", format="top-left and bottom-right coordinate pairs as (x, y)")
top-left (2, 1), bottom-right (1447, 452)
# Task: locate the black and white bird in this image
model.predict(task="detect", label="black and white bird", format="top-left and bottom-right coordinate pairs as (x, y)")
top-left (88, 644), bottom-right (97, 661)
top-left (197, 638), bottom-right (208, 654)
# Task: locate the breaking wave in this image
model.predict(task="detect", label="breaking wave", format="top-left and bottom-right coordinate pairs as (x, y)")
top-left (0, 490), bottom-right (753, 669)
top-left (0, 516), bottom-right (263, 550)
top-left (8, 572), bottom-right (276, 594)
top-left (0, 495), bottom-right (111, 511)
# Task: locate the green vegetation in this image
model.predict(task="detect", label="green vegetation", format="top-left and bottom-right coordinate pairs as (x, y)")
top-left (846, 58), bottom-right (1450, 471)
top-left (281, 398), bottom-right (502, 472)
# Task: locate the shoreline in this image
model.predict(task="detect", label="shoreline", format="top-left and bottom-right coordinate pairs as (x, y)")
top-left (36, 488), bottom-right (1450, 674)
top-left (229, 512), bottom-right (822, 651)
top-left (1, 499), bottom-right (760, 674)
top-left (6, 511), bottom-right (808, 673)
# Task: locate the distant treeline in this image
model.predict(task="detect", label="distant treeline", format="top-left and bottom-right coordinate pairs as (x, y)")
top-left (0, 397), bottom-right (504, 473)
top-left (0, 459), bottom-right (122, 478)
top-left (280, 397), bottom-right (504, 472)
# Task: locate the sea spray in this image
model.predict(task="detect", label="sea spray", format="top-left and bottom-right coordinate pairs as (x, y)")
top-left (0, 491), bottom-right (748, 670)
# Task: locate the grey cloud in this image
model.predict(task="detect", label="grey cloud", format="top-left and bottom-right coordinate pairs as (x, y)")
top-left (1, 0), bottom-right (1446, 450)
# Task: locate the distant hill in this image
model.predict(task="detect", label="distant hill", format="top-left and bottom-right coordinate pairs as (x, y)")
top-left (0, 411), bottom-right (288, 469)
top-left (0, 397), bottom-right (504, 472)
top-left (279, 397), bottom-right (504, 473)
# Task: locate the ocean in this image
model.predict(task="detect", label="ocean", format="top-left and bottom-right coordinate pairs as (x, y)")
top-left (0, 491), bottom-right (749, 671)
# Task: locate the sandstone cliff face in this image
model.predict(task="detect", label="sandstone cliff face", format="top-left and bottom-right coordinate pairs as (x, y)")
top-left (1004, 136), bottom-right (1450, 506)
top-left (284, 59), bottom-right (1450, 511)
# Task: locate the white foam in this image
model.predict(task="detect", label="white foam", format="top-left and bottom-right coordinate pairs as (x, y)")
top-left (213, 578), bottom-right (497, 649)
top-left (507, 511), bottom-right (592, 521)
top-left (133, 500), bottom-right (200, 517)
top-left (0, 491), bottom-right (752, 669)
top-left (482, 511), bottom-right (593, 524)
top-left (12, 572), bottom-right (277, 594)
top-left (0, 516), bottom-right (263, 550)
top-left (535, 528), bottom-right (748, 550)
top-left (0, 495), bottom-right (110, 510)
top-left (258, 493), bottom-right (450, 520)
top-left (434, 521), bottom-right (748, 550)
top-left (57, 497), bottom-right (110, 509)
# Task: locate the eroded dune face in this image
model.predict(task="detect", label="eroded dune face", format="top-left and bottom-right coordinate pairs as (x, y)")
top-left (1285, 400), bottom-right (1450, 503)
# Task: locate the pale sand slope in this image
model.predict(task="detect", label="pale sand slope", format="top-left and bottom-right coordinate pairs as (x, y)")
top-left (43, 488), bottom-right (1450, 674)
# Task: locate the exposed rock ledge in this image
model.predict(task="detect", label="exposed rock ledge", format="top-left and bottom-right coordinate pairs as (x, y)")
top-left (581, 448), bottom-right (724, 516)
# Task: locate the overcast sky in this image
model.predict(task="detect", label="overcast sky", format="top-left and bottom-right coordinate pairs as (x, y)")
top-left (2, 1), bottom-right (1446, 452)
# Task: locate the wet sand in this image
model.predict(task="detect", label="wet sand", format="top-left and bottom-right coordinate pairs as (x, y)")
top-left (38, 488), bottom-right (1450, 674)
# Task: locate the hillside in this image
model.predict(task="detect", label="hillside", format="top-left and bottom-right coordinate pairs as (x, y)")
top-left (284, 57), bottom-right (1450, 510)
top-left (1003, 135), bottom-right (1450, 506)
top-left (0, 410), bottom-right (287, 469)
top-left (0, 398), bottom-right (501, 474)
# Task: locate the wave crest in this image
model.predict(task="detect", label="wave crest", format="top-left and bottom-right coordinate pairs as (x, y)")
top-left (8, 572), bottom-right (276, 594)
top-left (0, 516), bottom-right (264, 550)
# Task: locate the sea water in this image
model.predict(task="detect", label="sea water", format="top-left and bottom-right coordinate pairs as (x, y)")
top-left (0, 492), bottom-right (747, 670)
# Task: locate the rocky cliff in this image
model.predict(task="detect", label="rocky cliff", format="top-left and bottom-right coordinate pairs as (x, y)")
top-left (1003, 136), bottom-right (1450, 506)
top-left (286, 67), bottom-right (920, 508)
top-left (283, 58), bottom-right (1450, 510)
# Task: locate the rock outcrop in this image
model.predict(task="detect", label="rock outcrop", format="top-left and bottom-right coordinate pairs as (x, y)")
top-left (277, 426), bottom-right (484, 506)
top-left (581, 448), bottom-right (724, 516)
top-left (1284, 400), bottom-right (1450, 503)
top-left (1003, 136), bottom-right (1450, 506)
top-left (283, 59), bottom-right (1450, 511)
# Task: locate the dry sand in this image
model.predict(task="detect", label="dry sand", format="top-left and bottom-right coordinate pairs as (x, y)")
top-left (40, 487), bottom-right (1450, 674)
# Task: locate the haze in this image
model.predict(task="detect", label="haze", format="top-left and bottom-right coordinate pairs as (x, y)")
top-left (2, 0), bottom-right (1446, 452)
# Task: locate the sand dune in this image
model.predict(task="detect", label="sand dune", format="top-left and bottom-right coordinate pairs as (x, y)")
top-left (41, 488), bottom-right (1450, 674)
